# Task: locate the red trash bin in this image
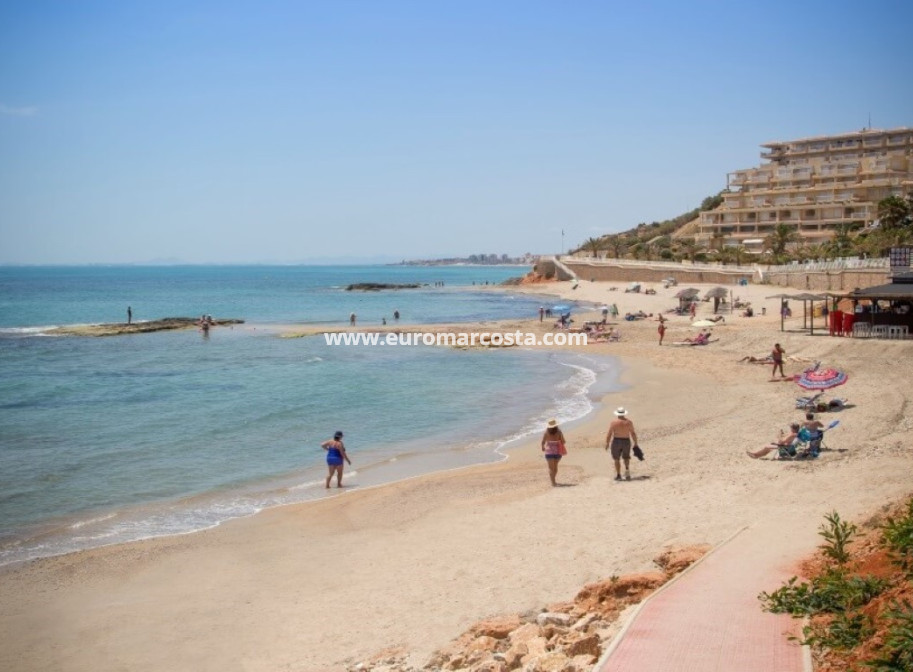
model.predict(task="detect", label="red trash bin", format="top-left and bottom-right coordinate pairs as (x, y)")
top-left (843, 313), bottom-right (855, 337)
top-left (829, 310), bottom-right (842, 336)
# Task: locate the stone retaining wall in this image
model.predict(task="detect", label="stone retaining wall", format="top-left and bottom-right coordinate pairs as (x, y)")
top-left (558, 259), bottom-right (890, 292)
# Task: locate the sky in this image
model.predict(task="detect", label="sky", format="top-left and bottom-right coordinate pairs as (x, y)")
top-left (1, 0), bottom-right (911, 265)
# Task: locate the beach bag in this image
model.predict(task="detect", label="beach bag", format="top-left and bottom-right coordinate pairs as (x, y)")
top-left (632, 444), bottom-right (644, 461)
top-left (558, 442), bottom-right (567, 456)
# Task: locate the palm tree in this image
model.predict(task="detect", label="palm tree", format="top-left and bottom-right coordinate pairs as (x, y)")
top-left (582, 237), bottom-right (603, 259)
top-left (764, 224), bottom-right (799, 261)
top-left (827, 223), bottom-right (856, 258)
top-left (608, 237), bottom-right (626, 259)
top-left (877, 195), bottom-right (911, 231)
top-left (678, 238), bottom-right (699, 263)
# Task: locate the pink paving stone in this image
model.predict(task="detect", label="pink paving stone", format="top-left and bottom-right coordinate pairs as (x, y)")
top-left (598, 526), bottom-right (807, 672)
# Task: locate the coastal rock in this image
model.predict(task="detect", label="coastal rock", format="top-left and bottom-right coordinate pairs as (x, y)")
top-left (519, 636), bottom-right (549, 664)
top-left (465, 635), bottom-right (502, 657)
top-left (535, 612), bottom-right (571, 627)
top-left (508, 623), bottom-right (541, 644)
top-left (525, 651), bottom-right (572, 672)
top-left (569, 613), bottom-right (599, 632)
top-left (561, 633), bottom-right (600, 659)
top-left (573, 572), bottom-right (665, 617)
top-left (467, 660), bottom-right (508, 672)
top-left (570, 654), bottom-right (597, 670)
top-left (46, 317), bottom-right (244, 337)
top-left (471, 615), bottom-right (523, 640)
top-left (654, 544), bottom-right (712, 575)
top-left (345, 283), bottom-right (422, 291)
top-left (502, 641), bottom-right (528, 669)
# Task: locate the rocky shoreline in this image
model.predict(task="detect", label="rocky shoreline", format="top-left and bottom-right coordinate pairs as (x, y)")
top-left (347, 545), bottom-right (710, 672)
top-left (46, 317), bottom-right (245, 337)
top-left (346, 283), bottom-right (423, 291)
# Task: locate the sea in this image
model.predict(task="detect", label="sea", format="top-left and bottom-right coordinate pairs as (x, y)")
top-left (0, 265), bottom-right (620, 567)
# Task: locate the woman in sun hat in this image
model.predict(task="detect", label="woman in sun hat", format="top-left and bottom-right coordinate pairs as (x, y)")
top-left (606, 407), bottom-right (639, 481)
top-left (321, 430), bottom-right (351, 489)
top-left (540, 419), bottom-right (567, 486)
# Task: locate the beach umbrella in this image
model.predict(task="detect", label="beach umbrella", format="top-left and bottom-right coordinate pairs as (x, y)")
top-left (703, 287), bottom-right (729, 300)
top-left (796, 367), bottom-right (849, 391)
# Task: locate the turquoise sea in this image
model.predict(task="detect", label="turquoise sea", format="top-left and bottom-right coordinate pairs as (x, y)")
top-left (0, 265), bottom-right (619, 566)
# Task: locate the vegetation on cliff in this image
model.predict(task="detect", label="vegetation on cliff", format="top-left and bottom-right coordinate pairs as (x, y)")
top-left (573, 194), bottom-right (913, 267)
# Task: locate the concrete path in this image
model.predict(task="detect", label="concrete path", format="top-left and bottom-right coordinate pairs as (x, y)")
top-left (596, 525), bottom-right (810, 672)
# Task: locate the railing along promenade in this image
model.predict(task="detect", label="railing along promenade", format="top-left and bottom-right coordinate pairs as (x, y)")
top-left (541, 255), bottom-right (894, 292)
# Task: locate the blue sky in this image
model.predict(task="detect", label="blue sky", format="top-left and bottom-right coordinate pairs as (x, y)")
top-left (1, 0), bottom-right (911, 264)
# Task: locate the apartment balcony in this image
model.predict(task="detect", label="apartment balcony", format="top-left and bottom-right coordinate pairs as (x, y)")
top-left (760, 147), bottom-right (786, 160)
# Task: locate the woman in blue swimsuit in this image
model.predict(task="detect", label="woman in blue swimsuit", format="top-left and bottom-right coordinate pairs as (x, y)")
top-left (321, 431), bottom-right (351, 488)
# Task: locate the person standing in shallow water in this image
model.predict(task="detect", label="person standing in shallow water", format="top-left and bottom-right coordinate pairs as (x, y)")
top-left (127, 306), bottom-right (132, 324)
top-left (606, 407), bottom-right (638, 481)
top-left (322, 431), bottom-right (351, 488)
top-left (540, 419), bottom-right (566, 486)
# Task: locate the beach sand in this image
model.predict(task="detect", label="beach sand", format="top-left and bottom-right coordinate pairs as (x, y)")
top-left (1, 280), bottom-right (911, 672)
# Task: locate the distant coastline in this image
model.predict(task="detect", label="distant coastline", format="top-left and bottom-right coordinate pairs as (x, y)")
top-left (393, 256), bottom-right (535, 267)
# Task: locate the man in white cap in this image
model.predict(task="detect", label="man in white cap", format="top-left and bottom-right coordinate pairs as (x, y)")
top-left (606, 407), bottom-right (639, 481)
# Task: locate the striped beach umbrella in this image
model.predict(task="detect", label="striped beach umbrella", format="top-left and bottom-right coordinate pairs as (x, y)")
top-left (796, 367), bottom-right (848, 391)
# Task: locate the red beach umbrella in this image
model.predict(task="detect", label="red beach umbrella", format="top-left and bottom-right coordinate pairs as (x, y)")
top-left (795, 367), bottom-right (848, 391)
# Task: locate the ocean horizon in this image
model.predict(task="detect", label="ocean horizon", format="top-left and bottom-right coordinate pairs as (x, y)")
top-left (0, 265), bottom-right (620, 566)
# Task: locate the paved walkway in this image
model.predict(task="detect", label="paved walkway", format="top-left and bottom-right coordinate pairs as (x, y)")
top-left (596, 525), bottom-right (810, 672)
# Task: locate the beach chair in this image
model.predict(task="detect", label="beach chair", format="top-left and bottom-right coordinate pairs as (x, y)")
top-left (795, 392), bottom-right (823, 410)
top-left (795, 420), bottom-right (840, 458)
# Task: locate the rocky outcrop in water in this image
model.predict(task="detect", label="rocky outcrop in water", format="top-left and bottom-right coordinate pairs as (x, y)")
top-left (47, 317), bottom-right (244, 337)
top-left (345, 283), bottom-right (423, 291)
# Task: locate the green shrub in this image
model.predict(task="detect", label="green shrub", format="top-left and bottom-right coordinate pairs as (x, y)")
top-left (866, 600), bottom-right (913, 672)
top-left (819, 510), bottom-right (857, 565)
top-left (759, 568), bottom-right (886, 616)
top-left (803, 611), bottom-right (874, 651)
top-left (882, 498), bottom-right (913, 577)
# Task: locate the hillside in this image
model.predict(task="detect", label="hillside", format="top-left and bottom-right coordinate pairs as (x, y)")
top-left (572, 193), bottom-right (723, 262)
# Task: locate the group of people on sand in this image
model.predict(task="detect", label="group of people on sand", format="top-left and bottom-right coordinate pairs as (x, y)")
top-left (540, 407), bottom-right (642, 486)
top-left (747, 412), bottom-right (826, 460)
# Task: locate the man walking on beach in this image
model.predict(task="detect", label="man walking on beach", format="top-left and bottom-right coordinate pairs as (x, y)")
top-left (771, 343), bottom-right (786, 379)
top-left (127, 306), bottom-right (132, 324)
top-left (606, 407), bottom-right (639, 481)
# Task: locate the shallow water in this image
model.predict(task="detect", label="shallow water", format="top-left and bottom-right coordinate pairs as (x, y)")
top-left (0, 265), bottom-right (617, 565)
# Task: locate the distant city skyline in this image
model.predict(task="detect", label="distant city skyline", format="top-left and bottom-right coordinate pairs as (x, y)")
top-left (1, 1), bottom-right (911, 264)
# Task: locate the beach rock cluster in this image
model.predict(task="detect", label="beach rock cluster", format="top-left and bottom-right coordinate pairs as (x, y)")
top-left (347, 545), bottom-right (710, 672)
top-left (346, 283), bottom-right (423, 291)
top-left (47, 317), bottom-right (244, 337)
top-left (502, 270), bottom-right (555, 286)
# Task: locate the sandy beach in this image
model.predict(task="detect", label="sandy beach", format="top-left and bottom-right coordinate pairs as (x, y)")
top-left (1, 279), bottom-right (912, 672)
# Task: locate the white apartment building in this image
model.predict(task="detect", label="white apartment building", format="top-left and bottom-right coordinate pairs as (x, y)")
top-left (698, 127), bottom-right (913, 251)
